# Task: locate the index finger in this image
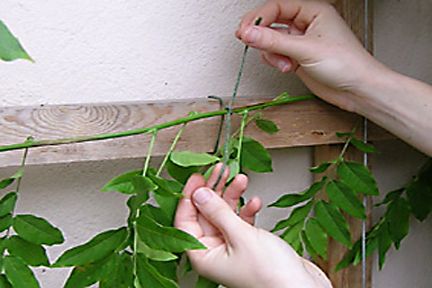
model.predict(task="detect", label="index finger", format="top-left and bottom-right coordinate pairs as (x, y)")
top-left (237, 0), bottom-right (330, 38)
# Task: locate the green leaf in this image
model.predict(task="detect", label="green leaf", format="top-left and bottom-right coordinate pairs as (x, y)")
top-left (99, 253), bottom-right (133, 288)
top-left (255, 118), bottom-right (279, 134)
top-left (136, 213), bottom-right (205, 253)
top-left (0, 214), bottom-right (12, 233)
top-left (136, 255), bottom-right (178, 288)
top-left (337, 161), bottom-right (379, 195)
top-left (375, 188), bottom-right (404, 207)
top-left (13, 214), bottom-right (64, 245)
top-left (0, 21), bottom-right (33, 62)
top-left (154, 195), bottom-right (179, 226)
top-left (63, 259), bottom-right (107, 288)
top-left (0, 193), bottom-right (17, 218)
top-left (309, 162), bottom-right (332, 174)
top-left (301, 230), bottom-right (317, 259)
top-left (406, 178), bottom-right (432, 221)
top-left (272, 92), bottom-right (291, 101)
top-left (314, 201), bottom-right (352, 248)
top-left (271, 201), bottom-right (313, 232)
top-left (269, 193), bottom-right (310, 208)
top-left (304, 218), bottom-right (328, 260)
top-left (101, 170), bottom-right (157, 195)
top-left (326, 180), bottom-right (366, 219)
top-left (241, 137), bottom-right (272, 173)
top-left (227, 159), bottom-right (240, 182)
top-left (132, 176), bottom-right (158, 195)
top-left (6, 236), bottom-right (49, 266)
top-left (53, 227), bottom-right (128, 267)
top-left (170, 151), bottom-right (219, 167)
top-left (350, 138), bottom-right (377, 153)
top-left (3, 256), bottom-right (39, 288)
top-left (0, 169), bottom-right (23, 190)
top-left (378, 222), bottom-right (392, 270)
top-left (147, 173), bottom-right (182, 198)
top-left (0, 275), bottom-right (12, 288)
top-left (0, 179), bottom-right (14, 191)
top-left (137, 238), bottom-right (178, 262)
top-left (281, 221), bottom-right (303, 245)
top-left (149, 260), bottom-right (177, 283)
top-left (196, 276), bottom-right (219, 288)
top-left (336, 241), bottom-right (360, 271)
top-left (101, 170), bottom-right (140, 193)
top-left (269, 179), bottom-right (325, 208)
top-left (166, 159), bottom-right (199, 184)
top-left (386, 197), bottom-right (410, 249)
top-left (140, 204), bottom-right (172, 227)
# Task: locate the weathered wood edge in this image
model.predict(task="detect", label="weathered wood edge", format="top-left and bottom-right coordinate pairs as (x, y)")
top-left (0, 96), bottom-right (392, 168)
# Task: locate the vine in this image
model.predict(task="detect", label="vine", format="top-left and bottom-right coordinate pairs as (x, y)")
top-left (1, 15), bottom-right (431, 288)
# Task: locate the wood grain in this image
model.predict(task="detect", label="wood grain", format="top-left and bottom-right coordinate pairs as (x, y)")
top-left (0, 97), bottom-right (392, 167)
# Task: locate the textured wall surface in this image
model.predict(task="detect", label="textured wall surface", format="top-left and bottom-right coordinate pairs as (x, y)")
top-left (0, 0), bottom-right (431, 287)
top-left (0, 0), bottom-right (307, 107)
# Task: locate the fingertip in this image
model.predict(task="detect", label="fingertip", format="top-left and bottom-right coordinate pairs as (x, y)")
top-left (183, 173), bottom-right (205, 198)
top-left (234, 174), bottom-right (248, 189)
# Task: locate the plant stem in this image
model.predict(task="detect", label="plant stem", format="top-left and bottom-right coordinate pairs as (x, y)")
top-left (337, 126), bottom-right (359, 162)
top-left (142, 130), bottom-right (158, 177)
top-left (5, 145), bottom-right (30, 242)
top-left (236, 110), bottom-right (248, 162)
top-left (232, 112), bottom-right (261, 138)
top-left (0, 95), bottom-right (315, 154)
top-left (156, 124), bottom-right (186, 177)
top-left (133, 130), bottom-right (158, 284)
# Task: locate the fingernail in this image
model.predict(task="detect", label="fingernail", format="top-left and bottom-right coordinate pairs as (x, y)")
top-left (277, 60), bottom-right (290, 72)
top-left (244, 26), bottom-right (261, 43)
top-left (193, 188), bottom-right (213, 205)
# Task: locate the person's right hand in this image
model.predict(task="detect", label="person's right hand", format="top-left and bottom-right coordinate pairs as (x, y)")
top-left (175, 164), bottom-right (332, 288)
top-left (236, 0), bottom-right (387, 112)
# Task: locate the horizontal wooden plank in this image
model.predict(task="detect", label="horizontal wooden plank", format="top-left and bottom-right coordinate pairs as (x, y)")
top-left (0, 97), bottom-right (393, 167)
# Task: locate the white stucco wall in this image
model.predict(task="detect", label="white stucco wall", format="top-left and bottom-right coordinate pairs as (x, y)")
top-left (0, 0), bottom-right (431, 287)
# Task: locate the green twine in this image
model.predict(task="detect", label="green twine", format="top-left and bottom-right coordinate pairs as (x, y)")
top-left (212, 17), bottom-right (262, 190)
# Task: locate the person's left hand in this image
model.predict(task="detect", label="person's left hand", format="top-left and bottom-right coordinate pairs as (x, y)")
top-left (175, 163), bottom-right (331, 288)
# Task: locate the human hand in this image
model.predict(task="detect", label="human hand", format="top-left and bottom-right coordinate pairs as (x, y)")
top-left (175, 164), bottom-right (332, 288)
top-left (236, 0), bottom-right (387, 112)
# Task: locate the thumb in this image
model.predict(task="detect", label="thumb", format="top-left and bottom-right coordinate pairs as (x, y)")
top-left (192, 187), bottom-right (246, 238)
top-left (241, 26), bottom-right (309, 61)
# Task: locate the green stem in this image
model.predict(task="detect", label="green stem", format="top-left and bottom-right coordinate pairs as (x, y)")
top-left (156, 124), bottom-right (186, 177)
top-left (5, 145), bottom-right (30, 243)
top-left (134, 130), bottom-right (157, 284)
top-left (236, 110), bottom-right (248, 162)
top-left (0, 95), bottom-right (315, 154)
top-left (337, 126), bottom-right (358, 162)
top-left (142, 130), bottom-right (158, 177)
top-left (232, 112), bottom-right (261, 139)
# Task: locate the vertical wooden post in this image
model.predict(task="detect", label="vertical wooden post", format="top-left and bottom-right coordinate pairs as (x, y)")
top-left (314, 1), bottom-right (373, 287)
